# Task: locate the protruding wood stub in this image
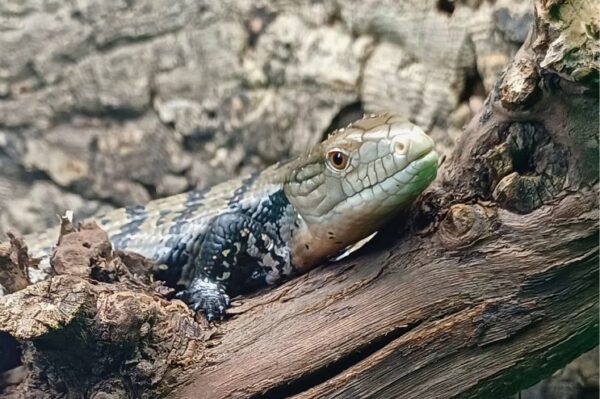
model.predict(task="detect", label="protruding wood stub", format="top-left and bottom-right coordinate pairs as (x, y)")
top-left (438, 203), bottom-right (495, 250)
top-left (0, 233), bottom-right (30, 295)
top-left (51, 221), bottom-right (112, 276)
top-left (500, 57), bottom-right (541, 110)
top-left (493, 173), bottom-right (543, 213)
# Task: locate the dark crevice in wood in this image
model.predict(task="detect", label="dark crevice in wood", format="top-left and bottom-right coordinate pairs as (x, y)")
top-left (436, 0), bottom-right (455, 15)
top-left (322, 101), bottom-right (365, 139)
top-left (244, 6), bottom-right (278, 48)
top-left (250, 322), bottom-right (420, 399)
top-left (578, 386), bottom-right (600, 399)
top-left (458, 69), bottom-right (485, 104)
top-left (0, 332), bottom-right (21, 373)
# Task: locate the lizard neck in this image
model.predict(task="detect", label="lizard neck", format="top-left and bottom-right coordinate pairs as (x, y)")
top-left (287, 212), bottom-right (372, 273)
top-left (288, 217), bottom-right (332, 272)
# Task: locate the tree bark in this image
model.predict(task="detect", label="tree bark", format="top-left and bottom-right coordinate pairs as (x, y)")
top-left (0, 0), bottom-right (598, 398)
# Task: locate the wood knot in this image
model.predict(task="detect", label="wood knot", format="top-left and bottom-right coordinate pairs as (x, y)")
top-left (438, 204), bottom-right (494, 250)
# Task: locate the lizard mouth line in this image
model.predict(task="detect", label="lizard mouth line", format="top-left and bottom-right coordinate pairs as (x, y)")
top-left (350, 149), bottom-right (438, 197)
top-left (307, 150), bottom-right (438, 220)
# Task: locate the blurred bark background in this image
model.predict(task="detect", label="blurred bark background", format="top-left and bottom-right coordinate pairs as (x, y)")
top-left (0, 0), bottom-right (532, 236)
top-left (0, 0), bottom-right (597, 398)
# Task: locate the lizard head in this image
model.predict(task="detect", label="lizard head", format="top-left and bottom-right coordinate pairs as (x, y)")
top-left (284, 113), bottom-right (438, 270)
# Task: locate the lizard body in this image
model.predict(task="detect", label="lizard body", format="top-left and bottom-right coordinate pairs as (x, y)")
top-left (24, 113), bottom-right (438, 320)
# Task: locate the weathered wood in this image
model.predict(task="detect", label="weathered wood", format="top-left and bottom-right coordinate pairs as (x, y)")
top-left (0, 0), bottom-right (597, 398)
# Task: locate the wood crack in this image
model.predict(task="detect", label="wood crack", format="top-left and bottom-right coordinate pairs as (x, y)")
top-left (249, 321), bottom-right (421, 399)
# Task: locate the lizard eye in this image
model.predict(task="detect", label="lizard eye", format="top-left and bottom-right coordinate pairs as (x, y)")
top-left (326, 150), bottom-right (349, 170)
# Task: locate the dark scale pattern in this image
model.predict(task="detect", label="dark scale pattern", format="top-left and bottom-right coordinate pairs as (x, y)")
top-left (243, 189), bottom-right (297, 280)
top-left (197, 214), bottom-right (278, 291)
top-left (176, 277), bottom-right (229, 320)
top-left (155, 209), bottom-right (170, 226)
top-left (168, 187), bottom-right (210, 236)
top-left (228, 172), bottom-right (260, 208)
top-left (154, 236), bottom-right (196, 286)
top-left (173, 189), bottom-right (294, 320)
top-left (247, 189), bottom-right (291, 227)
top-left (111, 204), bottom-right (148, 248)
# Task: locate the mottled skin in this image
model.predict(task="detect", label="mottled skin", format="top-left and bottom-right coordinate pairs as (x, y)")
top-left (25, 113), bottom-right (438, 320)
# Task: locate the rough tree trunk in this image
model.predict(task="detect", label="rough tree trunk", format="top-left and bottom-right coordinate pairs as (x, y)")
top-left (0, 0), bottom-right (598, 398)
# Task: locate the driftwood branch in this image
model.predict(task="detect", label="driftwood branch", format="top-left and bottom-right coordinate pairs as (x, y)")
top-left (0, 0), bottom-right (598, 398)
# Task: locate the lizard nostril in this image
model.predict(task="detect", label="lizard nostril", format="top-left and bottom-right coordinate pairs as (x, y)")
top-left (394, 141), bottom-right (406, 154)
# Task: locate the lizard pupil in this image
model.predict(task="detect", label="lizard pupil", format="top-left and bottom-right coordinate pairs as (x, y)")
top-left (332, 153), bottom-right (343, 165)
